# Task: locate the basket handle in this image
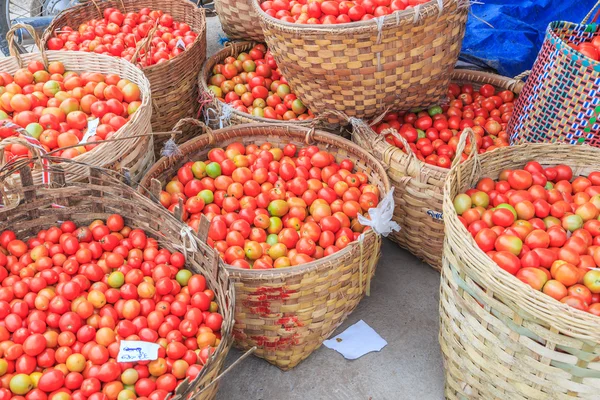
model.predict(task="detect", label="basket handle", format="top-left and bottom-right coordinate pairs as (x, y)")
top-left (6, 24), bottom-right (48, 68)
top-left (131, 23), bottom-right (159, 67)
top-left (224, 41), bottom-right (257, 55)
top-left (86, 0), bottom-right (126, 18)
top-left (172, 118), bottom-right (216, 145)
top-left (582, 0), bottom-right (600, 24)
top-left (450, 127), bottom-right (479, 169)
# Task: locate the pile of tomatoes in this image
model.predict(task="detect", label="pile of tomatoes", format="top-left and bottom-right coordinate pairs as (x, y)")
top-left (47, 8), bottom-right (198, 67)
top-left (372, 83), bottom-right (515, 169)
top-left (0, 60), bottom-right (141, 161)
top-left (159, 142), bottom-right (381, 269)
top-left (453, 162), bottom-right (600, 315)
top-left (568, 36), bottom-right (600, 61)
top-left (260, 0), bottom-right (430, 24)
top-left (207, 44), bottom-right (312, 121)
top-left (0, 216), bottom-right (224, 399)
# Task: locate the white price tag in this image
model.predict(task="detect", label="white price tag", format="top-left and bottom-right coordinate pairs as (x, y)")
top-left (176, 38), bottom-right (186, 50)
top-left (117, 340), bottom-right (160, 362)
top-left (82, 118), bottom-right (99, 142)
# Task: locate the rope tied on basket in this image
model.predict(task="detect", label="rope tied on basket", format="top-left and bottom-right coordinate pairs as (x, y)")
top-left (161, 137), bottom-right (183, 158)
top-left (218, 103), bottom-right (234, 129)
top-left (173, 225), bottom-right (199, 260)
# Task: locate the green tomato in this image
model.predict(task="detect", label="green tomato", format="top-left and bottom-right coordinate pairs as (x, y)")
top-left (417, 129), bottom-right (426, 139)
top-left (545, 182), bottom-right (554, 190)
top-left (266, 234), bottom-right (279, 246)
top-left (496, 203), bottom-right (517, 219)
top-left (291, 99), bottom-right (307, 115)
top-left (0, 110), bottom-right (9, 120)
top-left (107, 271), bottom-right (125, 288)
top-left (471, 191), bottom-right (489, 208)
top-left (242, 60), bottom-right (256, 72)
top-left (453, 194), bottom-right (472, 215)
top-left (276, 84), bottom-right (291, 99)
top-left (198, 189), bottom-right (214, 204)
top-left (543, 216), bottom-right (561, 229)
top-left (208, 85), bottom-right (223, 98)
top-left (0, 359), bottom-right (7, 376)
top-left (428, 105), bottom-right (443, 116)
top-left (562, 214), bottom-right (583, 232)
top-left (25, 122), bottom-right (43, 139)
top-left (176, 269), bottom-right (193, 286)
top-left (252, 107), bottom-right (264, 118)
top-left (206, 162), bottom-right (221, 178)
top-left (10, 374), bottom-right (33, 395)
top-left (267, 217), bottom-right (283, 234)
top-left (191, 161), bottom-right (207, 179)
top-left (268, 200), bottom-right (289, 217)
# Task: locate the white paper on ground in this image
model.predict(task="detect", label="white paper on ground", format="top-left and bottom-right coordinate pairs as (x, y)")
top-left (323, 320), bottom-right (387, 360)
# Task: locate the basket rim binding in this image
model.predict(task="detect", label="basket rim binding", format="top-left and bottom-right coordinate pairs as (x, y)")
top-left (546, 20), bottom-right (600, 67)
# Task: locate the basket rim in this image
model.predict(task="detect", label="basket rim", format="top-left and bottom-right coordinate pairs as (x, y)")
top-left (546, 20), bottom-right (600, 67)
top-left (40, 0), bottom-right (207, 74)
top-left (141, 122), bottom-right (390, 278)
top-left (0, 50), bottom-right (151, 168)
top-left (252, 0), bottom-right (460, 33)
top-left (199, 41), bottom-right (313, 125)
top-left (443, 142), bottom-right (600, 338)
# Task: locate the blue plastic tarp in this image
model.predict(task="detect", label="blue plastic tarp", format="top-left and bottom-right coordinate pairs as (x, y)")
top-left (460, 0), bottom-right (598, 77)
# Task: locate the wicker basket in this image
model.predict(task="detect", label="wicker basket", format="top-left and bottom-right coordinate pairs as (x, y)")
top-left (508, 4), bottom-right (600, 146)
top-left (214, 0), bottom-right (264, 42)
top-left (140, 120), bottom-right (390, 370)
top-left (351, 70), bottom-right (525, 271)
top-left (198, 41), bottom-right (312, 129)
top-left (3, 24), bottom-right (154, 185)
top-left (253, 0), bottom-right (469, 121)
top-left (0, 140), bottom-right (234, 400)
top-left (41, 0), bottom-right (207, 153)
top-left (441, 142), bottom-right (600, 399)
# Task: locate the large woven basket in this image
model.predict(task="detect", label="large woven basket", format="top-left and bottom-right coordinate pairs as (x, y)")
top-left (3, 24), bottom-right (153, 185)
top-left (351, 70), bottom-right (524, 271)
top-left (441, 142), bottom-right (600, 399)
top-left (0, 142), bottom-right (235, 400)
top-left (198, 41), bottom-right (312, 129)
top-left (214, 0), bottom-right (264, 42)
top-left (41, 0), bottom-right (207, 153)
top-left (508, 4), bottom-right (600, 145)
top-left (253, 0), bottom-right (469, 121)
top-left (140, 120), bottom-right (390, 370)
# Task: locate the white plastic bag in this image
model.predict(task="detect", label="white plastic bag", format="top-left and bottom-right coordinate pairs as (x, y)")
top-left (357, 187), bottom-right (400, 237)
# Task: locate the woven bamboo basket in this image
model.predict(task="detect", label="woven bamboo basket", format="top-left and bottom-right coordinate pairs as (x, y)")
top-left (198, 41), bottom-right (312, 130)
top-left (351, 70), bottom-right (525, 271)
top-left (140, 120), bottom-right (390, 370)
top-left (253, 0), bottom-right (469, 121)
top-left (41, 0), bottom-right (207, 152)
top-left (3, 24), bottom-right (154, 185)
top-left (0, 139), bottom-right (235, 400)
top-left (441, 142), bottom-right (600, 399)
top-left (214, 0), bottom-right (264, 42)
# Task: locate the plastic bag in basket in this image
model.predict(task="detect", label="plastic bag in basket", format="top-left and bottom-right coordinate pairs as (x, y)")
top-left (358, 187), bottom-right (400, 237)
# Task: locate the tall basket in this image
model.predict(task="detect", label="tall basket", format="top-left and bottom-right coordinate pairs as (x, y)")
top-left (214, 0), bottom-right (264, 42)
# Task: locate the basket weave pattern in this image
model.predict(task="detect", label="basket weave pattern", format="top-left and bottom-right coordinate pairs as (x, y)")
top-left (352, 70), bottom-right (524, 271)
top-left (254, 0), bottom-right (468, 120)
top-left (214, 0), bottom-right (264, 41)
top-left (0, 34), bottom-right (154, 184)
top-left (441, 143), bottom-right (600, 399)
top-left (198, 41), bottom-right (312, 129)
top-left (0, 156), bottom-right (234, 400)
top-left (42, 0), bottom-right (207, 151)
top-left (509, 21), bottom-right (600, 145)
top-left (140, 122), bottom-right (390, 370)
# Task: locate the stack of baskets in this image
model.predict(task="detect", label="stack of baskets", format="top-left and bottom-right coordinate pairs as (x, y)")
top-left (140, 120), bottom-right (389, 369)
top-left (2, 24), bottom-right (154, 184)
top-left (41, 0), bottom-right (207, 154)
top-left (214, 0), bottom-right (264, 42)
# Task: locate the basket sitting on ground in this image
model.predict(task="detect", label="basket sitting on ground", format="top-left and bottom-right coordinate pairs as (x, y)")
top-left (198, 41), bottom-right (312, 129)
top-left (351, 70), bottom-right (525, 271)
top-left (3, 24), bottom-right (153, 184)
top-left (0, 140), bottom-right (234, 400)
top-left (441, 142), bottom-right (600, 399)
top-left (214, 0), bottom-right (264, 42)
top-left (253, 0), bottom-right (469, 121)
top-left (140, 120), bottom-right (390, 370)
top-left (41, 0), bottom-right (207, 154)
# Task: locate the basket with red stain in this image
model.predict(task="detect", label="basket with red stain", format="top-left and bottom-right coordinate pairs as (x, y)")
top-left (139, 120), bottom-right (391, 369)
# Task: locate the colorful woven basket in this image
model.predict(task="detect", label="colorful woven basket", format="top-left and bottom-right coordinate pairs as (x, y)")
top-left (508, 4), bottom-right (600, 145)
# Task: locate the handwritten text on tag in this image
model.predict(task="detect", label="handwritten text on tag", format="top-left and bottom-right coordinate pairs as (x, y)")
top-left (117, 340), bottom-right (160, 362)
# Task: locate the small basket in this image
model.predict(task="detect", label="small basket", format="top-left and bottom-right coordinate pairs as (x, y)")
top-left (198, 41), bottom-right (312, 129)
top-left (351, 70), bottom-right (524, 271)
top-left (140, 120), bottom-right (390, 370)
top-left (3, 24), bottom-right (153, 185)
top-left (0, 140), bottom-right (234, 400)
top-left (214, 0), bottom-right (264, 42)
top-left (41, 0), bottom-right (207, 153)
top-left (253, 0), bottom-right (469, 121)
top-left (508, 3), bottom-right (600, 145)
top-left (441, 142), bottom-right (600, 399)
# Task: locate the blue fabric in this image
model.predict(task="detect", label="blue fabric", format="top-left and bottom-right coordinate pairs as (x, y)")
top-left (460, 0), bottom-right (599, 77)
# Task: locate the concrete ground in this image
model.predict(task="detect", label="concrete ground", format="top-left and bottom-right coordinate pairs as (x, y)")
top-left (202, 15), bottom-right (446, 400)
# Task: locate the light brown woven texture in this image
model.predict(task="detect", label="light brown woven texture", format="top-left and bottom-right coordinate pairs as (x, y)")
top-left (214, 0), bottom-right (264, 41)
top-left (140, 121), bottom-right (390, 370)
top-left (198, 41), bottom-right (312, 129)
top-left (41, 0), bottom-right (207, 154)
top-left (440, 142), bottom-right (600, 399)
top-left (352, 70), bottom-right (525, 271)
top-left (0, 141), bottom-right (234, 400)
top-left (253, 0), bottom-right (469, 121)
top-left (3, 24), bottom-right (154, 184)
